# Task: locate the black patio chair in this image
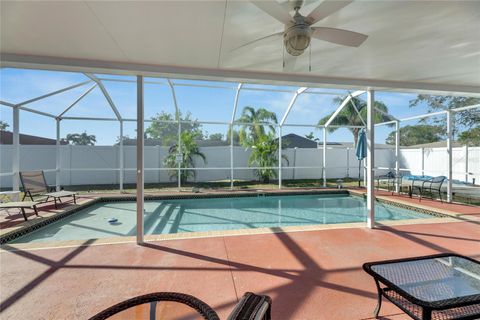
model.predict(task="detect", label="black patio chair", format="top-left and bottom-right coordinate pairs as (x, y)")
top-left (413, 176), bottom-right (447, 203)
top-left (89, 291), bottom-right (272, 320)
top-left (376, 171), bottom-right (403, 194)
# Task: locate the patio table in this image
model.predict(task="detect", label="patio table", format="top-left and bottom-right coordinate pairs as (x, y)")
top-left (363, 254), bottom-right (480, 320)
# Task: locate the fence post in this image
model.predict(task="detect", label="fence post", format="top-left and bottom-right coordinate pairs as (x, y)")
top-left (464, 145), bottom-right (469, 183)
top-left (346, 147), bottom-right (350, 178)
top-left (446, 110), bottom-right (453, 203)
top-left (421, 147), bottom-right (425, 176)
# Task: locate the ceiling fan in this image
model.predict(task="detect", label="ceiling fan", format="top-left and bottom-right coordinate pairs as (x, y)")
top-left (232, 0), bottom-right (368, 71)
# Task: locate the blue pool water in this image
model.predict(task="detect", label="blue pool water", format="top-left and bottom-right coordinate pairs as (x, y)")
top-left (11, 194), bottom-right (436, 243)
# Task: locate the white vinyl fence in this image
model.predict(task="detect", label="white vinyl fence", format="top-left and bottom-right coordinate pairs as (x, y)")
top-left (0, 145), bottom-right (478, 188)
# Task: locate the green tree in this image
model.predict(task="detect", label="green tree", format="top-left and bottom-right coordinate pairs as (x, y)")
top-left (318, 97), bottom-right (394, 146)
top-left (208, 133), bottom-right (223, 141)
top-left (385, 125), bottom-right (445, 146)
top-left (237, 106), bottom-right (278, 147)
top-left (145, 111), bottom-right (204, 146)
top-left (227, 128), bottom-right (240, 145)
top-left (305, 132), bottom-right (319, 142)
top-left (409, 95), bottom-right (480, 133)
top-left (65, 131), bottom-right (96, 145)
top-left (0, 121), bottom-right (9, 130)
top-left (248, 133), bottom-right (287, 183)
top-left (458, 127), bottom-right (480, 146)
top-left (164, 131), bottom-right (206, 183)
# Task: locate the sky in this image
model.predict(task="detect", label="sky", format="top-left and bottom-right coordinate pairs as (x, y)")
top-left (0, 68), bottom-right (436, 146)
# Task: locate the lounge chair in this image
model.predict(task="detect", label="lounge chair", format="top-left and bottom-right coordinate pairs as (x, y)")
top-left (0, 201), bottom-right (39, 221)
top-left (90, 291), bottom-right (272, 320)
top-left (20, 171), bottom-right (77, 208)
top-left (375, 171), bottom-right (399, 193)
top-left (412, 175), bottom-right (447, 202)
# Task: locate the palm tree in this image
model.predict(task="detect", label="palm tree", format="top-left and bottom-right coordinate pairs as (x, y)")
top-left (237, 106), bottom-right (278, 147)
top-left (164, 131), bottom-right (206, 183)
top-left (248, 133), bottom-right (288, 183)
top-left (65, 131), bottom-right (96, 145)
top-left (318, 96), bottom-right (394, 146)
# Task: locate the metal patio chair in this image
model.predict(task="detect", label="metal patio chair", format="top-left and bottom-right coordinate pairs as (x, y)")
top-left (20, 171), bottom-right (77, 208)
top-left (412, 176), bottom-right (447, 203)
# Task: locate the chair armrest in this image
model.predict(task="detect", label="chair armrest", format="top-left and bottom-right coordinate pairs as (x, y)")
top-left (227, 292), bottom-right (272, 320)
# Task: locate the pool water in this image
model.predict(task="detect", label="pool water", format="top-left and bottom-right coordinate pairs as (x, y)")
top-left (12, 194), bottom-right (436, 243)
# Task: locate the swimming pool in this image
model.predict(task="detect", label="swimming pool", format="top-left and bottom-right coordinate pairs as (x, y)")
top-left (11, 194), bottom-right (437, 243)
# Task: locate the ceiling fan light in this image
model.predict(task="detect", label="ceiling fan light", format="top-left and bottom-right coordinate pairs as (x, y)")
top-left (285, 34), bottom-right (310, 56)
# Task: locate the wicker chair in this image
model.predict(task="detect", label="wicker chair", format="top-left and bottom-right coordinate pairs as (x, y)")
top-left (89, 292), bottom-right (272, 320)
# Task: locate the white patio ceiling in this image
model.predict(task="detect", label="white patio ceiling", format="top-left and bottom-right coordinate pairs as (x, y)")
top-left (1, 0), bottom-right (479, 94)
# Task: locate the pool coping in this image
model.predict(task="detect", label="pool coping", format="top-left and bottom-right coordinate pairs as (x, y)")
top-left (0, 189), bottom-right (461, 249)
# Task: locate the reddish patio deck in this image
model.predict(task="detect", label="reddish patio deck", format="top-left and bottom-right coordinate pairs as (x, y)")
top-left (1, 218), bottom-right (479, 319)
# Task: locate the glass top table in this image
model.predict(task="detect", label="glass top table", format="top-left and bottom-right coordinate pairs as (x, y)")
top-left (363, 254), bottom-right (480, 320)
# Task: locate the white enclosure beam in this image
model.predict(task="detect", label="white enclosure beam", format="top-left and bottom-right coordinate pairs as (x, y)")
top-left (0, 100), bottom-right (15, 107)
top-left (231, 83), bottom-right (243, 123)
top-left (167, 79), bottom-right (181, 191)
top-left (230, 123), bottom-right (234, 190)
top-left (61, 116), bottom-right (118, 121)
top-left (17, 80), bottom-right (92, 106)
top-left (58, 83), bottom-right (97, 118)
top-left (230, 83), bottom-right (242, 189)
top-left (447, 110), bottom-right (453, 203)
top-left (136, 75), bottom-right (144, 244)
top-left (395, 120), bottom-right (400, 193)
top-left (323, 128), bottom-right (327, 187)
top-left (349, 96), bottom-right (366, 126)
top-left (280, 87), bottom-right (307, 126)
top-left (278, 126), bottom-right (282, 189)
top-left (17, 105), bottom-right (56, 118)
top-left (56, 119), bottom-right (61, 191)
top-left (119, 120), bottom-right (124, 192)
top-left (12, 107), bottom-right (20, 192)
top-left (366, 89), bottom-right (375, 229)
top-left (451, 104), bottom-right (480, 112)
top-left (84, 73), bottom-right (122, 120)
top-left (324, 94), bottom-right (353, 128)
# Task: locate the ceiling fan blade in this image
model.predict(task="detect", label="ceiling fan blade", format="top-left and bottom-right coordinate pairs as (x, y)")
top-left (283, 54), bottom-right (297, 72)
top-left (311, 27), bottom-right (368, 47)
top-left (306, 0), bottom-right (353, 25)
top-left (229, 32), bottom-right (283, 53)
top-left (250, 0), bottom-right (293, 24)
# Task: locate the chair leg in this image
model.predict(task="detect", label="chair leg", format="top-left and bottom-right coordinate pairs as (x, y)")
top-left (374, 280), bottom-right (382, 318)
top-left (20, 208), bottom-right (28, 221)
top-left (33, 205), bottom-right (39, 216)
top-left (29, 192), bottom-right (34, 202)
top-left (54, 197), bottom-right (58, 209)
top-left (73, 194), bottom-right (77, 204)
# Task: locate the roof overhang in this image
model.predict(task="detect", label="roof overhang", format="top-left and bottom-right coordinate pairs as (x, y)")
top-left (2, 53), bottom-right (479, 96)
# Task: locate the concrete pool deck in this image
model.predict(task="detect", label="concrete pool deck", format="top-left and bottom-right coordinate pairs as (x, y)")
top-left (1, 219), bottom-right (479, 319)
